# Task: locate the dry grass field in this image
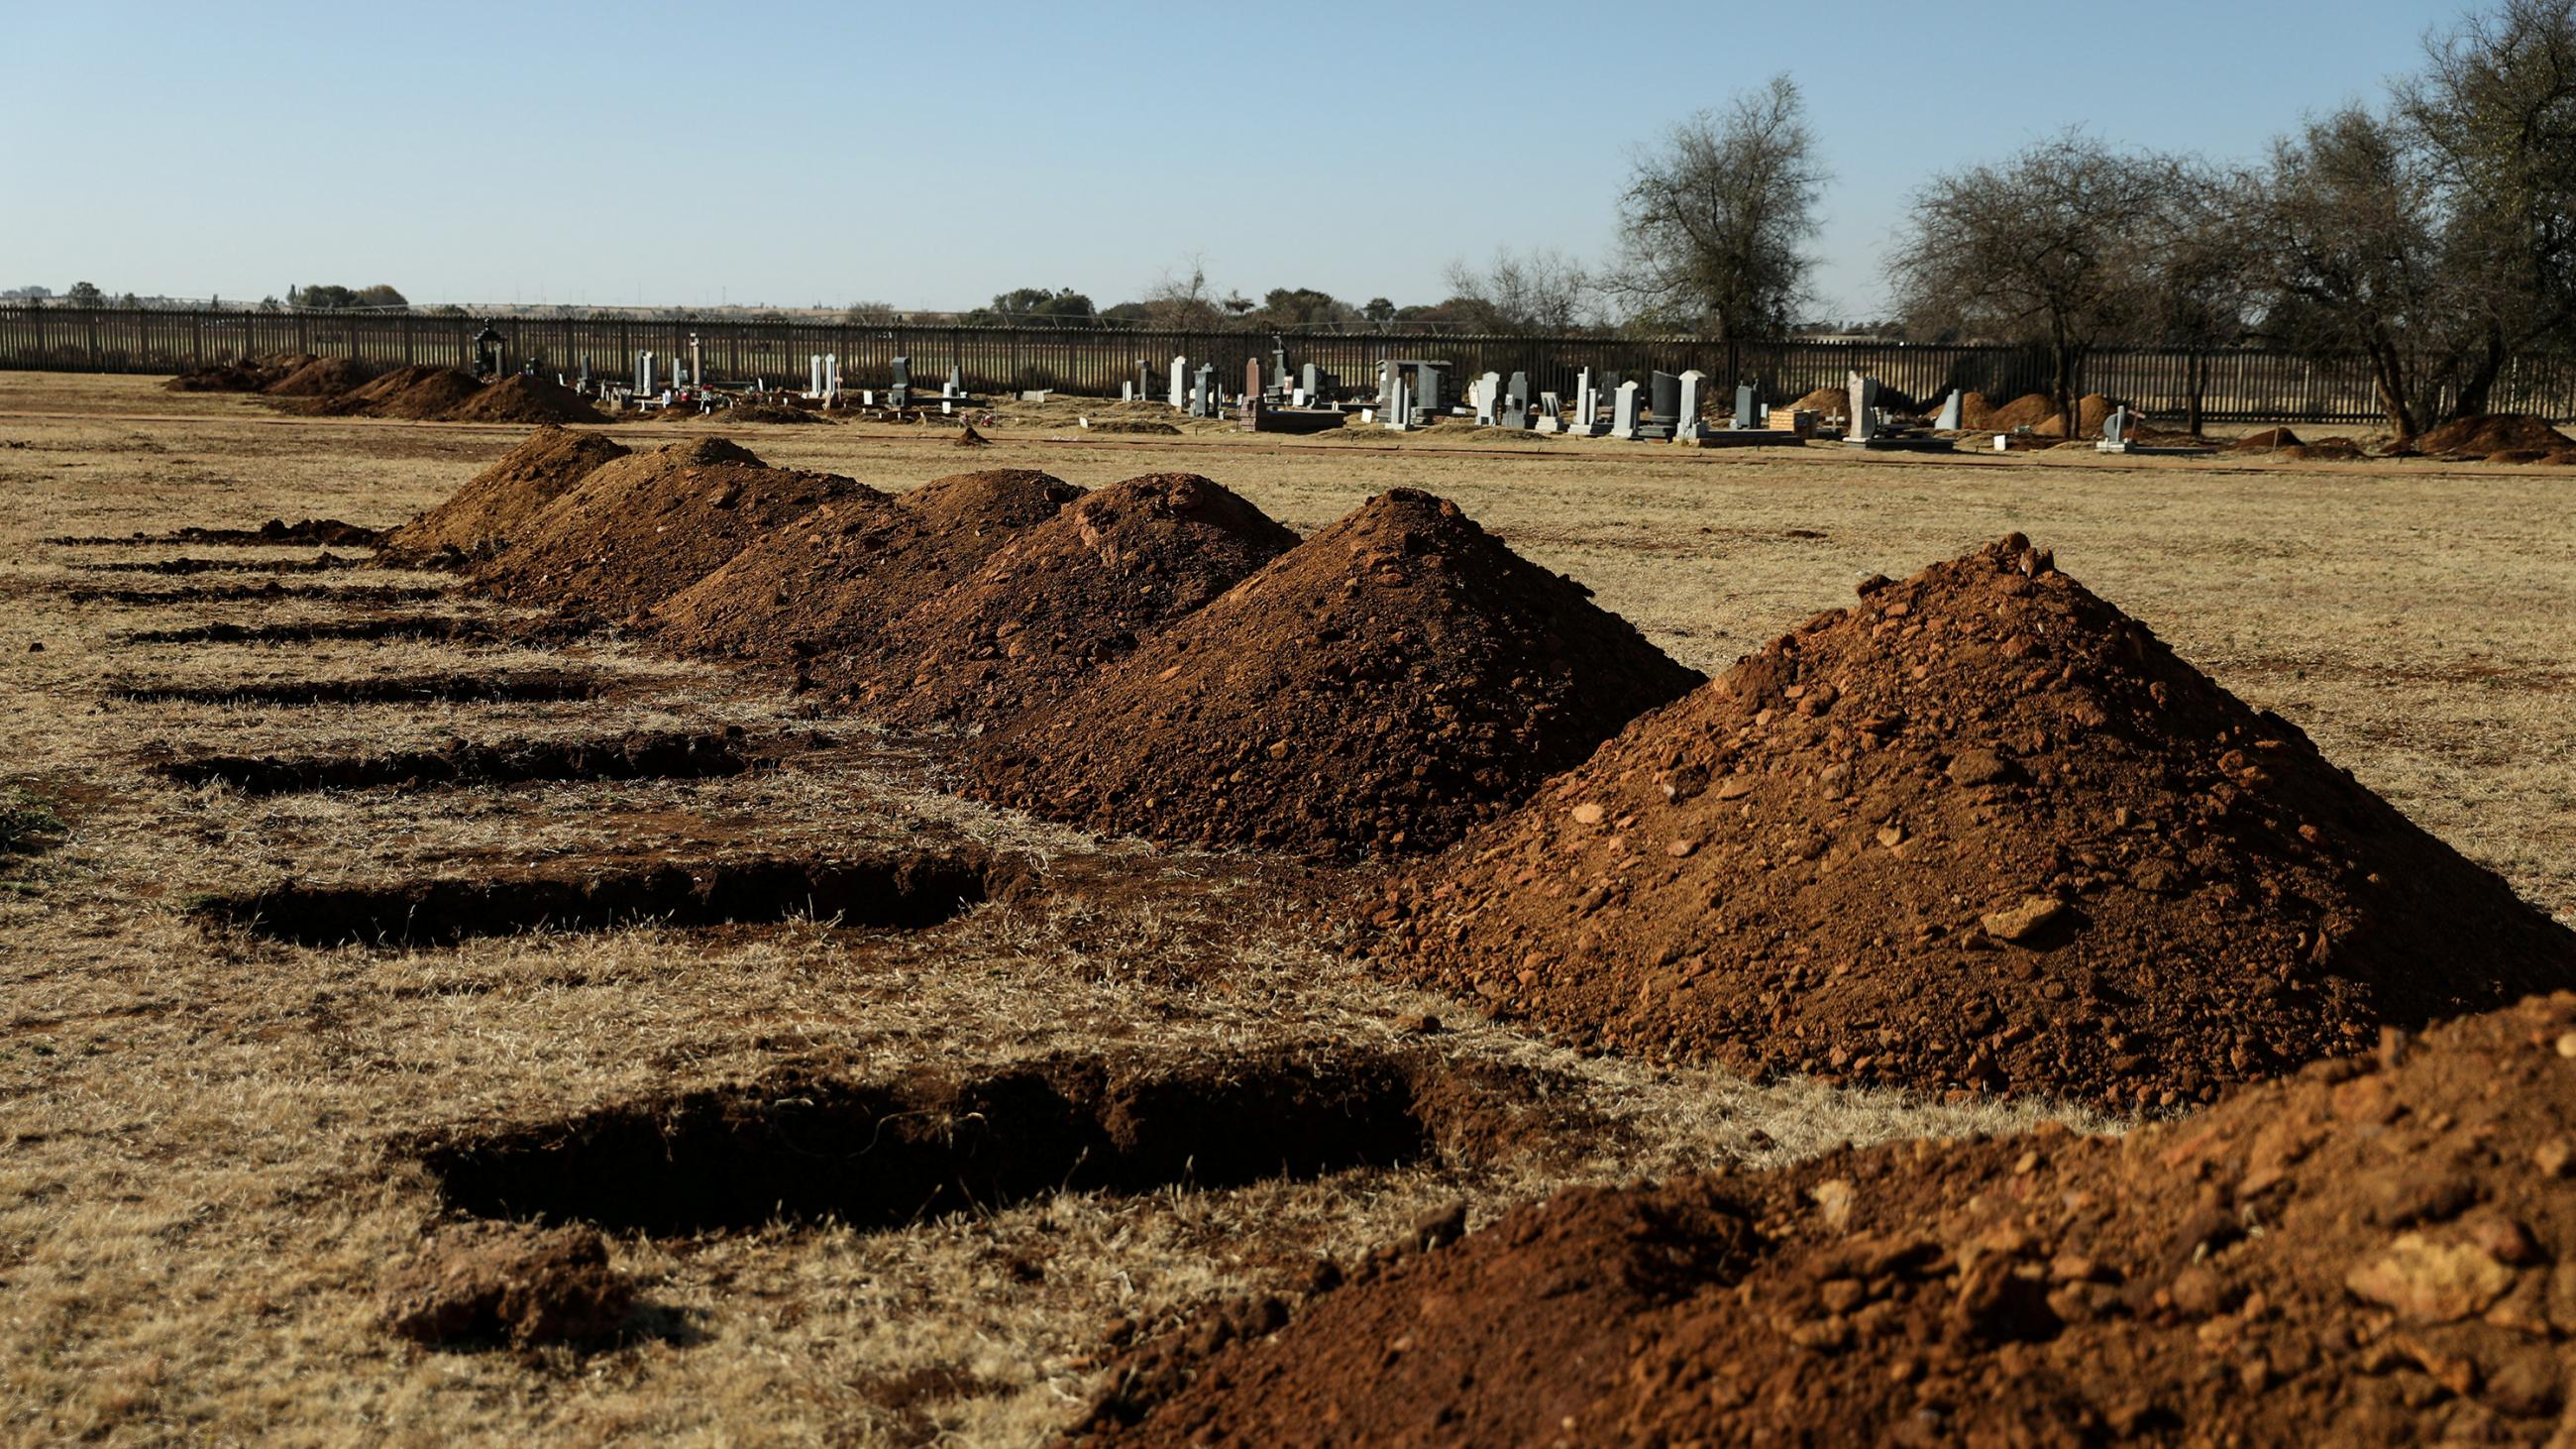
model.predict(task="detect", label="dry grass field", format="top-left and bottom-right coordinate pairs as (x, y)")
top-left (2, 371), bottom-right (2570, 1444)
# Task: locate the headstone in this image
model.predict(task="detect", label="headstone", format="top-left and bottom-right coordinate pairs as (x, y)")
top-left (1474, 372), bottom-right (1501, 426)
top-left (945, 365), bottom-right (963, 398)
top-left (1301, 362), bottom-right (1320, 396)
top-left (1415, 363), bottom-right (1448, 415)
top-left (1245, 357), bottom-right (1265, 407)
top-left (1936, 390), bottom-right (1964, 431)
top-left (1650, 371), bottom-right (1681, 421)
top-left (809, 354), bottom-right (825, 397)
top-left (1135, 360), bottom-right (1149, 401)
top-left (1384, 375), bottom-right (1413, 431)
top-left (1674, 370), bottom-right (1707, 440)
top-left (1122, 382), bottom-right (1134, 401)
top-left (690, 336), bottom-right (703, 389)
top-left (825, 354), bottom-right (840, 398)
top-left (1575, 367), bottom-right (1594, 418)
top-left (1377, 360), bottom-right (1398, 413)
top-left (1170, 356), bottom-right (1189, 410)
top-left (890, 355), bottom-right (911, 408)
top-left (1506, 371), bottom-right (1529, 409)
top-left (1733, 384), bottom-right (1759, 430)
top-left (1846, 371), bottom-right (1879, 443)
top-left (1271, 344), bottom-right (1289, 393)
top-left (1610, 381), bottom-right (1641, 439)
top-left (2102, 405), bottom-right (2129, 443)
top-left (1193, 363), bottom-right (1216, 417)
top-left (1535, 390), bottom-right (1563, 433)
top-left (1291, 388), bottom-right (1308, 407)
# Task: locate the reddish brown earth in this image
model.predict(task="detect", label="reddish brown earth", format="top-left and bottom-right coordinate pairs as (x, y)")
top-left (650, 469), bottom-right (1081, 660)
top-left (381, 427), bottom-right (630, 559)
top-left (829, 473), bottom-right (1299, 727)
top-left (163, 357), bottom-right (295, 392)
top-left (377, 1222), bottom-right (631, 1347)
top-left (477, 438), bottom-right (870, 620)
top-left (651, 402), bottom-right (823, 425)
top-left (1372, 535), bottom-right (2576, 1107)
top-left (1987, 392), bottom-right (2062, 431)
top-left (2236, 427), bottom-right (2304, 451)
top-left (289, 364), bottom-right (487, 420)
top-left (1102, 992), bottom-right (2576, 1446)
top-left (2032, 394), bottom-right (2122, 438)
top-left (966, 489), bottom-right (1703, 858)
top-left (2287, 437), bottom-right (2372, 462)
top-left (262, 355), bottom-right (376, 397)
top-left (1949, 390), bottom-right (1998, 430)
top-left (2414, 414), bottom-right (2575, 461)
top-left (444, 374), bottom-right (608, 424)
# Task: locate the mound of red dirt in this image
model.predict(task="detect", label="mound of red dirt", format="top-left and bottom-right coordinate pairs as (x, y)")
top-left (1372, 534), bottom-right (2575, 1107)
top-left (966, 489), bottom-right (1703, 858)
top-left (1947, 390), bottom-right (1998, 430)
top-left (2032, 393), bottom-right (2122, 438)
top-left (262, 356), bottom-right (376, 397)
top-left (829, 473), bottom-right (1299, 726)
top-left (478, 438), bottom-right (870, 619)
top-left (1104, 991), bottom-right (2576, 1445)
top-left (2236, 427), bottom-right (2303, 451)
top-left (2414, 414), bottom-right (2575, 460)
top-left (444, 374), bottom-right (607, 424)
top-left (297, 364), bottom-right (489, 420)
top-left (1789, 385), bottom-right (1923, 421)
top-left (1986, 392), bottom-right (2061, 431)
top-left (382, 427), bottom-right (631, 559)
top-left (651, 468), bottom-right (1081, 660)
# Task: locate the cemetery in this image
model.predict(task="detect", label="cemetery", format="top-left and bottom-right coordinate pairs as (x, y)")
top-left (5, 358), bottom-right (2574, 1442)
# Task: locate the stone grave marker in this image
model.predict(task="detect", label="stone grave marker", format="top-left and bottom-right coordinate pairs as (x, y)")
top-left (1535, 390), bottom-right (1563, 433)
top-left (1611, 381), bottom-right (1642, 439)
top-left (1170, 356), bottom-right (1189, 410)
top-left (1674, 370), bottom-right (1708, 440)
top-left (1936, 390), bottom-right (1964, 431)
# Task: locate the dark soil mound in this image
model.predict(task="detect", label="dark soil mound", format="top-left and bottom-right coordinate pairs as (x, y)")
top-left (2286, 437), bottom-right (2370, 462)
top-left (382, 427), bottom-right (630, 559)
top-left (2414, 413), bottom-right (2575, 460)
top-left (445, 374), bottom-right (607, 424)
top-left (1105, 992), bottom-right (2576, 1445)
top-left (297, 364), bottom-right (488, 420)
top-left (830, 473), bottom-right (1299, 726)
top-left (164, 355), bottom-right (303, 392)
top-left (262, 356), bottom-right (376, 397)
top-left (651, 469), bottom-right (1080, 660)
top-left (697, 403), bottom-right (823, 425)
top-left (478, 437), bottom-right (870, 619)
top-left (956, 424), bottom-right (990, 446)
top-left (1088, 419), bottom-right (1184, 435)
top-left (1373, 535), bottom-right (2576, 1106)
top-left (966, 489), bottom-right (1704, 858)
top-left (378, 1222), bottom-right (630, 1347)
top-left (2236, 426), bottom-right (2303, 451)
top-left (1788, 384), bottom-right (1920, 420)
top-left (1986, 392), bottom-right (2060, 431)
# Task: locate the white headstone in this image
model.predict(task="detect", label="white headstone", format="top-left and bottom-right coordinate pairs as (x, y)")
top-left (1675, 371), bottom-right (1708, 440)
top-left (1611, 381), bottom-right (1642, 439)
top-left (1847, 371), bottom-right (1879, 443)
top-left (1170, 356), bottom-right (1189, 410)
top-left (1474, 372), bottom-right (1501, 426)
top-left (1936, 390), bottom-right (1964, 431)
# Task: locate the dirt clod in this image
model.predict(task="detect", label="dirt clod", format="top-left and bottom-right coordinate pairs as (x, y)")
top-left (378, 1223), bottom-right (631, 1347)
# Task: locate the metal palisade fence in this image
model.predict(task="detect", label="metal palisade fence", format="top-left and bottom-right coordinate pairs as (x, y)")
top-left (5, 306), bottom-right (2573, 423)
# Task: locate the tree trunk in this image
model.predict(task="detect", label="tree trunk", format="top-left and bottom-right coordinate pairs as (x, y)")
top-left (2051, 322), bottom-right (2075, 438)
top-left (2184, 349), bottom-right (2205, 438)
top-left (2368, 340), bottom-right (2418, 441)
top-left (2449, 324), bottom-right (2507, 422)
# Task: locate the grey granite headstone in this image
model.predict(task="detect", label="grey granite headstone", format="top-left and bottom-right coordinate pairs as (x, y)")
top-left (1301, 362), bottom-right (1320, 396)
top-left (1733, 384), bottom-right (1758, 430)
top-left (2103, 405), bottom-right (2129, 442)
top-left (1415, 363), bottom-right (1448, 415)
top-left (890, 355), bottom-right (910, 408)
top-left (1651, 371), bottom-right (1681, 422)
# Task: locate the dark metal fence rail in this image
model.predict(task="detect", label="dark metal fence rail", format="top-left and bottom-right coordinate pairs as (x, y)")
top-left (5, 307), bottom-right (2571, 424)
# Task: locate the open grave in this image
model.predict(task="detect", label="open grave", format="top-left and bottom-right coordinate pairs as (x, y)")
top-left (148, 728), bottom-right (765, 795)
top-left (107, 670), bottom-right (613, 707)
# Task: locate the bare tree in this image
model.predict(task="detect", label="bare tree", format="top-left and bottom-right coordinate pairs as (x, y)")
top-left (1438, 248), bottom-right (1596, 333)
top-left (1609, 75), bottom-right (1828, 336)
top-left (1887, 130), bottom-right (2168, 436)
top-left (2399, 0), bottom-right (2576, 415)
top-left (1140, 258), bottom-right (1226, 329)
top-left (2136, 162), bottom-right (2263, 435)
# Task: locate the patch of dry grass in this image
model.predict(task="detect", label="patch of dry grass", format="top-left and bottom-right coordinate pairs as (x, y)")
top-left (1, 371), bottom-right (2569, 1443)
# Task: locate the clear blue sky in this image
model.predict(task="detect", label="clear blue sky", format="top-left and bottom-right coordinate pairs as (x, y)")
top-left (2, 0), bottom-right (2453, 319)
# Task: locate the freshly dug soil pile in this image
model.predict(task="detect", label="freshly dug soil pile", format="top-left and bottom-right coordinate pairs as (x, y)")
top-left (378, 1222), bottom-right (630, 1347)
top-left (1785, 384), bottom-right (1922, 420)
top-left (1948, 390), bottom-right (1998, 430)
top-left (381, 427), bottom-right (630, 559)
top-left (2032, 393), bottom-right (2121, 438)
top-left (163, 354), bottom-right (303, 392)
top-left (298, 364), bottom-right (488, 420)
top-left (706, 403), bottom-right (824, 425)
top-left (1986, 392), bottom-right (2061, 431)
top-left (2236, 427), bottom-right (2303, 451)
top-left (443, 374), bottom-right (607, 424)
top-left (478, 438), bottom-right (869, 619)
top-left (262, 355), bottom-right (375, 397)
top-left (1373, 535), bottom-right (2576, 1107)
top-left (830, 474), bottom-right (1299, 726)
top-left (2413, 413), bottom-right (2575, 460)
top-left (1104, 992), bottom-right (2576, 1445)
top-left (967, 489), bottom-right (1703, 858)
top-left (651, 469), bottom-right (1079, 660)
top-left (956, 424), bottom-right (990, 446)
top-left (2286, 437), bottom-right (2370, 463)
